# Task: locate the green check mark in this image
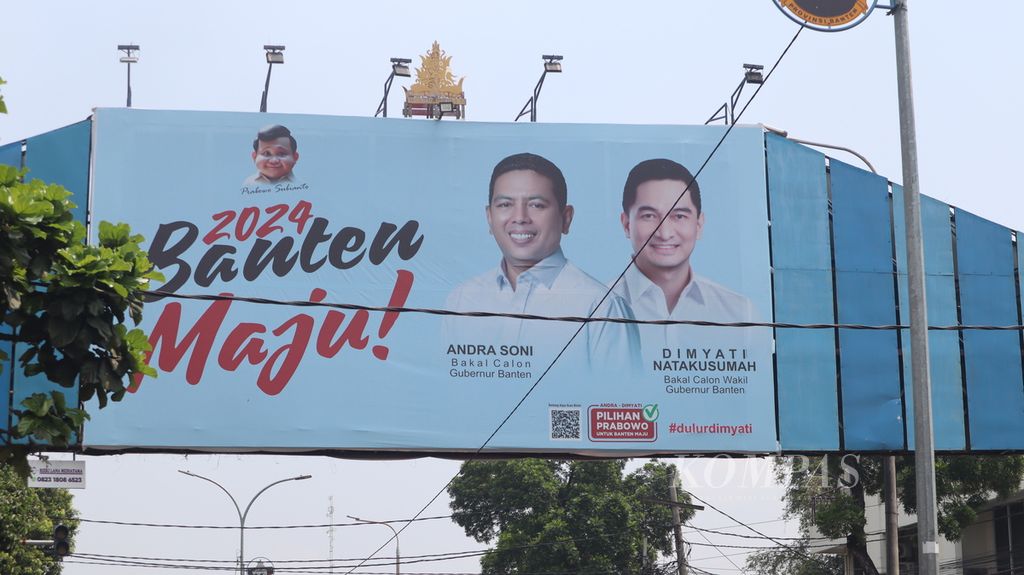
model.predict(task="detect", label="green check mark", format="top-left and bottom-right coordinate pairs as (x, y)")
top-left (642, 404), bottom-right (659, 422)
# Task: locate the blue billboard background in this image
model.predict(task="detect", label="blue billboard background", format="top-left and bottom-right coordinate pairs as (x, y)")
top-left (85, 108), bottom-right (776, 453)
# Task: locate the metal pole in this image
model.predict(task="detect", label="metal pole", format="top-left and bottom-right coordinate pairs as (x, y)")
top-left (530, 71), bottom-right (548, 122)
top-left (126, 62), bottom-right (132, 108)
top-left (892, 2), bottom-right (939, 574)
top-left (668, 466), bottom-right (686, 575)
top-left (884, 456), bottom-right (900, 575)
top-left (260, 63), bottom-right (273, 113)
top-left (377, 72), bottom-right (396, 118)
top-left (348, 516), bottom-right (400, 575)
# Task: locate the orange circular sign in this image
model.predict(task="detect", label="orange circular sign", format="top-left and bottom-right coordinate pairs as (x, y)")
top-left (774, 0), bottom-right (877, 31)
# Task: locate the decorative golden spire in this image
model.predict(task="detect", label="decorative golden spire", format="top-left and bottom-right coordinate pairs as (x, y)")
top-left (403, 41), bottom-right (466, 119)
top-left (407, 41), bottom-right (465, 100)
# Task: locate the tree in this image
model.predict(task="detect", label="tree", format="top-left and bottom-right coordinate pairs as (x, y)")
top-left (744, 537), bottom-right (843, 575)
top-left (0, 163), bottom-right (161, 473)
top-left (744, 455), bottom-right (1024, 575)
top-left (447, 459), bottom-right (694, 575)
top-left (0, 463), bottom-right (79, 575)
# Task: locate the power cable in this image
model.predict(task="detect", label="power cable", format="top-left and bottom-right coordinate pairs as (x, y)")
top-left (136, 288), bottom-right (1024, 331)
top-left (77, 514), bottom-right (451, 530)
top-left (687, 521), bottom-right (743, 571)
top-left (682, 487), bottom-right (849, 572)
top-left (341, 20), bottom-right (806, 575)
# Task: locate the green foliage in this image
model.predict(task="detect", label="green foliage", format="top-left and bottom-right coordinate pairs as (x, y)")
top-left (898, 455), bottom-right (1024, 541)
top-left (448, 459), bottom-right (690, 575)
top-left (0, 76), bottom-right (7, 114)
top-left (0, 463), bottom-right (78, 575)
top-left (750, 454), bottom-right (1024, 575)
top-left (0, 164), bottom-right (162, 463)
top-left (744, 538), bottom-right (843, 575)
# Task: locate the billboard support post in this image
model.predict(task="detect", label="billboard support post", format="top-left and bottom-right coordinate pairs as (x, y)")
top-left (893, 1), bottom-right (939, 573)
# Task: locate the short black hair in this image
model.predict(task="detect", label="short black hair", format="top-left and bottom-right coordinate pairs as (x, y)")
top-left (622, 158), bottom-right (701, 214)
top-left (488, 153), bottom-right (568, 210)
top-left (252, 125), bottom-right (297, 153)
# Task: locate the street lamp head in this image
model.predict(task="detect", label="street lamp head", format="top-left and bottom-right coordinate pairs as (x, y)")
top-left (294, 474), bottom-right (312, 481)
top-left (392, 61), bottom-right (411, 78)
top-left (743, 63), bottom-right (764, 84)
top-left (118, 44), bottom-right (140, 64)
top-left (543, 54), bottom-right (563, 73)
top-left (264, 45), bottom-right (285, 64)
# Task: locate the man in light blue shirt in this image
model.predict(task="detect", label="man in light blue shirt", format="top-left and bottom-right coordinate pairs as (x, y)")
top-left (445, 153), bottom-right (640, 372)
top-left (613, 158), bottom-right (761, 355)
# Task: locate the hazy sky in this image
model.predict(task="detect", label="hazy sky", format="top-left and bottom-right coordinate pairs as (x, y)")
top-left (4, 1), bottom-right (1022, 574)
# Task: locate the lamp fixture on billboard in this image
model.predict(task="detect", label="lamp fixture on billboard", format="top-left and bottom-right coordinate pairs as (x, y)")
top-left (116, 44), bottom-right (139, 108)
top-left (375, 57), bottom-right (412, 118)
top-left (705, 62), bottom-right (764, 126)
top-left (515, 54), bottom-right (563, 123)
top-left (260, 45), bottom-right (285, 113)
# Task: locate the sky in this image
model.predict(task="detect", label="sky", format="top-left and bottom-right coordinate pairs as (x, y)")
top-left (3, 1), bottom-right (1023, 574)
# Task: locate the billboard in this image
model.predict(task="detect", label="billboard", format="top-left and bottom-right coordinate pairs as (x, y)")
top-left (86, 109), bottom-right (775, 454)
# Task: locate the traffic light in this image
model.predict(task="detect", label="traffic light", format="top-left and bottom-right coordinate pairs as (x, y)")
top-left (52, 524), bottom-right (69, 558)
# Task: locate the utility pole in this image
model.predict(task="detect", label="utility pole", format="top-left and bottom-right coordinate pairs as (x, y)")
top-left (884, 457), bottom-right (900, 575)
top-left (892, 1), bottom-right (939, 574)
top-left (669, 466), bottom-right (686, 575)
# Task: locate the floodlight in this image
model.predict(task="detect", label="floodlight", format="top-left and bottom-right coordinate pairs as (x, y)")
top-left (117, 43), bottom-right (140, 107)
top-left (376, 57), bottom-right (413, 117)
top-left (515, 54), bottom-right (564, 122)
top-left (439, 101), bottom-right (455, 113)
top-left (706, 62), bottom-right (766, 125)
top-left (260, 45), bottom-right (285, 112)
top-left (743, 63), bottom-right (764, 84)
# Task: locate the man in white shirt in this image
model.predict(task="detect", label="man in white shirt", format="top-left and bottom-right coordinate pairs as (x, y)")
top-left (445, 153), bottom-right (640, 373)
top-left (613, 158), bottom-right (758, 355)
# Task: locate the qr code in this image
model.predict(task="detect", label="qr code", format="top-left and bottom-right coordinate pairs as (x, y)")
top-left (550, 408), bottom-right (581, 440)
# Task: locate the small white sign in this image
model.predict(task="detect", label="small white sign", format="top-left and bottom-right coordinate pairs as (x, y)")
top-left (27, 460), bottom-right (86, 489)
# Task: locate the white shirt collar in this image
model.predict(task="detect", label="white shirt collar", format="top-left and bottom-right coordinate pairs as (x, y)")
top-left (496, 249), bottom-right (568, 291)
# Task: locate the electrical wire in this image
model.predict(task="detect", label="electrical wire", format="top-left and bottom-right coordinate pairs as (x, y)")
top-left (687, 521), bottom-right (744, 571)
top-left (682, 487), bottom-right (850, 572)
top-left (339, 21), bottom-right (807, 575)
top-left (77, 514), bottom-right (451, 530)
top-left (136, 288), bottom-right (1024, 331)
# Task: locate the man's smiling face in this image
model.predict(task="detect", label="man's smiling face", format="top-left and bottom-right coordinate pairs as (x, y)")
top-left (252, 136), bottom-right (298, 181)
top-left (622, 178), bottom-right (704, 275)
top-left (486, 169), bottom-right (573, 276)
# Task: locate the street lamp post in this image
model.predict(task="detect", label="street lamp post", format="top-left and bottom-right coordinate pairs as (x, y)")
top-left (706, 63), bottom-right (764, 125)
top-left (260, 45), bottom-right (285, 113)
top-left (515, 55), bottom-right (563, 122)
top-left (179, 470), bottom-right (311, 575)
top-left (117, 44), bottom-right (139, 108)
top-left (347, 515), bottom-right (399, 575)
top-left (375, 58), bottom-right (412, 118)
